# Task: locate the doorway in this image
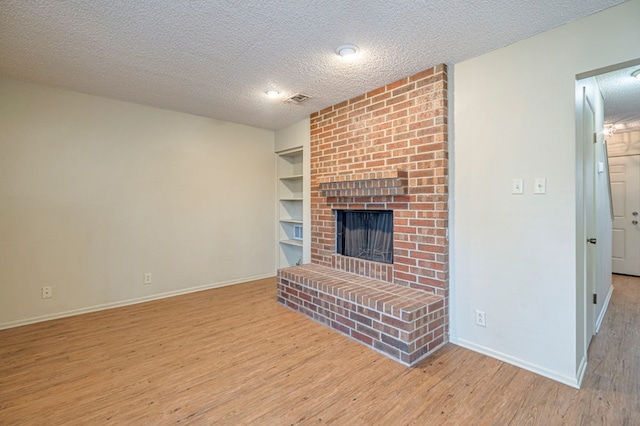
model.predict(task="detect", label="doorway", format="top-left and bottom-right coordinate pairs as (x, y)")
top-left (597, 62), bottom-right (640, 278)
top-left (576, 58), bottom-right (640, 356)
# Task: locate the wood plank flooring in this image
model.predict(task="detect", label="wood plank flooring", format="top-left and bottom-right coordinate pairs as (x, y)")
top-left (1, 274), bottom-right (639, 425)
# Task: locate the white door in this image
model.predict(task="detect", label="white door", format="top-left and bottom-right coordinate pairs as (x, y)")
top-left (583, 94), bottom-right (596, 342)
top-left (609, 155), bottom-right (640, 276)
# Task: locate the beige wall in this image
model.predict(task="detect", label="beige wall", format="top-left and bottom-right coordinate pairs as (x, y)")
top-left (0, 78), bottom-right (276, 328)
top-left (451, 0), bottom-right (639, 387)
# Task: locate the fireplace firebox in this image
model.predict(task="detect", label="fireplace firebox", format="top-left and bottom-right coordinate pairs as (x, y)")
top-left (335, 210), bottom-right (393, 264)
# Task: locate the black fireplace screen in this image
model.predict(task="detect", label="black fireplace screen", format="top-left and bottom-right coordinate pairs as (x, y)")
top-left (336, 210), bottom-right (393, 264)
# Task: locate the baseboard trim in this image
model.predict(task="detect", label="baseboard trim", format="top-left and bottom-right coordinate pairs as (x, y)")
top-left (0, 273), bottom-right (275, 331)
top-left (576, 354), bottom-right (588, 388)
top-left (595, 284), bottom-right (614, 333)
top-left (450, 337), bottom-right (580, 389)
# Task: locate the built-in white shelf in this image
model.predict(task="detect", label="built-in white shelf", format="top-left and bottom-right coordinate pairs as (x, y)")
top-left (279, 219), bottom-right (303, 224)
top-left (277, 147), bottom-right (304, 268)
top-left (280, 239), bottom-right (303, 247)
top-left (280, 174), bottom-right (303, 181)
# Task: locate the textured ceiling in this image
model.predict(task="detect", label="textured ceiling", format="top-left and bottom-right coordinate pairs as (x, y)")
top-left (0, 0), bottom-right (627, 130)
top-left (597, 65), bottom-right (640, 132)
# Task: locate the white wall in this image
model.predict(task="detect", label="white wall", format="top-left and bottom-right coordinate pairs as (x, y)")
top-left (451, 0), bottom-right (639, 387)
top-left (0, 78), bottom-right (276, 329)
top-left (274, 119), bottom-right (309, 153)
top-left (275, 118), bottom-right (311, 264)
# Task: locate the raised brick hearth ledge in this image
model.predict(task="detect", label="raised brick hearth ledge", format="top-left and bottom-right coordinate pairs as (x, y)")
top-left (277, 264), bottom-right (446, 366)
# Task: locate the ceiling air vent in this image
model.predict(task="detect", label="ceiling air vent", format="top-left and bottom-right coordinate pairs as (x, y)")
top-left (286, 93), bottom-right (311, 104)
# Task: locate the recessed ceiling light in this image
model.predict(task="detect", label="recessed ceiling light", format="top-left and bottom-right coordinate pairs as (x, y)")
top-left (632, 69), bottom-right (640, 81)
top-left (265, 89), bottom-right (280, 98)
top-left (335, 44), bottom-right (359, 58)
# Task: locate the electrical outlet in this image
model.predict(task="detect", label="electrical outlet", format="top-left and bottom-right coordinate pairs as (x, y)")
top-left (475, 309), bottom-right (486, 327)
top-left (144, 273), bottom-right (152, 285)
top-left (41, 286), bottom-right (52, 299)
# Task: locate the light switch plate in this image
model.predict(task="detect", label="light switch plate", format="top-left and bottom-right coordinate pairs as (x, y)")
top-left (512, 178), bottom-right (524, 194)
top-left (534, 178), bottom-right (546, 194)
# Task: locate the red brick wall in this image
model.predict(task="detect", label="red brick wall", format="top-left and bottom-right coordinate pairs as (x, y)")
top-left (310, 64), bottom-right (448, 297)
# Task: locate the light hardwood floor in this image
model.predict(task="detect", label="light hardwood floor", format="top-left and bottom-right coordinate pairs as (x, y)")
top-left (1, 275), bottom-right (639, 425)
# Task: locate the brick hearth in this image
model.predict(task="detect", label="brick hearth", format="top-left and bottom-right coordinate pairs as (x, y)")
top-left (278, 264), bottom-right (445, 366)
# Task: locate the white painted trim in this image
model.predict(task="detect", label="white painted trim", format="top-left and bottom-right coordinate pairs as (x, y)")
top-left (0, 273), bottom-right (275, 331)
top-left (450, 338), bottom-right (580, 389)
top-left (576, 354), bottom-right (588, 388)
top-left (595, 284), bottom-right (614, 333)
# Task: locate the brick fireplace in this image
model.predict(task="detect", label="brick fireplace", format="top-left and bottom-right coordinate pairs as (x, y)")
top-left (278, 64), bottom-right (449, 365)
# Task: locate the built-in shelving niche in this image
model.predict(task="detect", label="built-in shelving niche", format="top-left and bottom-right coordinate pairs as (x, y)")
top-left (277, 147), bottom-right (304, 268)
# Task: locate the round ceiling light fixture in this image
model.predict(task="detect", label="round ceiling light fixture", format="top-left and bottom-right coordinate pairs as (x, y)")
top-left (335, 44), bottom-right (359, 59)
top-left (632, 69), bottom-right (640, 81)
top-left (265, 89), bottom-right (280, 98)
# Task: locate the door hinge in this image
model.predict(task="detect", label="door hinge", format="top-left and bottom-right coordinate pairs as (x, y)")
top-left (593, 294), bottom-right (597, 304)
top-left (593, 132), bottom-right (597, 144)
